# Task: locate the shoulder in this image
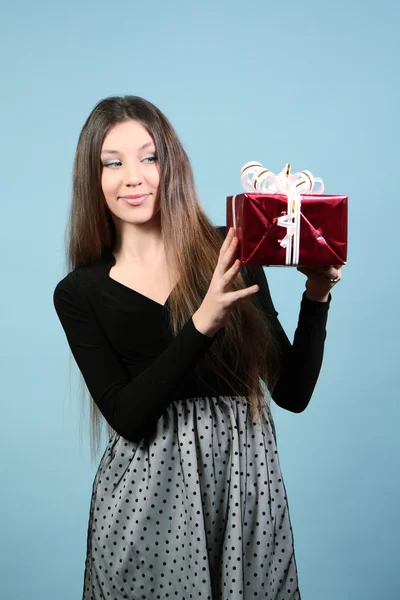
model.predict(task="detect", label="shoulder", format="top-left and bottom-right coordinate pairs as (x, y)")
top-left (53, 254), bottom-right (111, 311)
top-left (53, 270), bottom-right (89, 320)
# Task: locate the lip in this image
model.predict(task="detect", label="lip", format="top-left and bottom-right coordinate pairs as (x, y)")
top-left (119, 194), bottom-right (149, 206)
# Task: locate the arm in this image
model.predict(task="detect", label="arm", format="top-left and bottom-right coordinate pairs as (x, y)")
top-left (53, 277), bottom-right (216, 443)
top-left (243, 265), bottom-right (330, 413)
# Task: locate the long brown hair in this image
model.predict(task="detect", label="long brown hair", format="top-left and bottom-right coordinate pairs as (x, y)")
top-left (67, 96), bottom-right (279, 458)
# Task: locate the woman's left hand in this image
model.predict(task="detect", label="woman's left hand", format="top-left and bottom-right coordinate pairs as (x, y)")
top-left (297, 265), bottom-right (343, 302)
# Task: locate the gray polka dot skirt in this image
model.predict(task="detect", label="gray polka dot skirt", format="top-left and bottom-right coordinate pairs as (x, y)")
top-left (83, 397), bottom-right (301, 599)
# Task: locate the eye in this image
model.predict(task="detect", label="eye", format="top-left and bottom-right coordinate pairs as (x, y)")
top-left (142, 153), bottom-right (157, 164)
top-left (102, 160), bottom-right (121, 168)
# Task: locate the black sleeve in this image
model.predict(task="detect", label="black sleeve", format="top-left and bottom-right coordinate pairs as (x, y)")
top-left (53, 277), bottom-right (217, 443)
top-left (243, 264), bottom-right (330, 413)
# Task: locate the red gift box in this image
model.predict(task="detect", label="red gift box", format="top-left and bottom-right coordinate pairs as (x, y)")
top-left (226, 192), bottom-right (348, 267)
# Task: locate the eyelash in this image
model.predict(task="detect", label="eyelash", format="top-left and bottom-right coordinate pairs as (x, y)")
top-left (102, 154), bottom-right (157, 168)
top-left (103, 160), bottom-right (121, 168)
top-left (143, 153), bottom-right (157, 164)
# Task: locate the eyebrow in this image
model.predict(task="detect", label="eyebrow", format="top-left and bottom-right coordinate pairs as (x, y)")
top-left (101, 141), bottom-right (155, 154)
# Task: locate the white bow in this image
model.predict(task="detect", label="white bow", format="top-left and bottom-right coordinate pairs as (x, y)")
top-left (238, 162), bottom-right (324, 265)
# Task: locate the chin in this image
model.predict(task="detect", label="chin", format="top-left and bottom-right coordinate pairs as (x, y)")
top-left (121, 211), bottom-right (160, 226)
top-left (108, 203), bottom-right (161, 227)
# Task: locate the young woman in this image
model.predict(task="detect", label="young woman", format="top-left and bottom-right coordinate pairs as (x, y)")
top-left (53, 95), bottom-right (341, 600)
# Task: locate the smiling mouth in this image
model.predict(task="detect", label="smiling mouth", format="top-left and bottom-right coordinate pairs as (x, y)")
top-left (119, 194), bottom-right (149, 206)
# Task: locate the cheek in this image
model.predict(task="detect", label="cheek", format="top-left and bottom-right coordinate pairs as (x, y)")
top-left (101, 171), bottom-right (117, 198)
top-left (148, 166), bottom-right (161, 190)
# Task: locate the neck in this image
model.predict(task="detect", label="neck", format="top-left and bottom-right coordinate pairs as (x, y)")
top-left (112, 217), bottom-right (167, 266)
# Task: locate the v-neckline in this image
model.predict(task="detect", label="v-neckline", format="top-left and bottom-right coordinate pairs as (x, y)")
top-left (102, 250), bottom-right (176, 308)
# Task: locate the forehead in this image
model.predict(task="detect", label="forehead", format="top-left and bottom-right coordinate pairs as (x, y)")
top-left (101, 120), bottom-right (154, 151)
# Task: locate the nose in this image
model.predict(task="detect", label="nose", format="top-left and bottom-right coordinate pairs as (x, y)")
top-left (124, 161), bottom-right (142, 186)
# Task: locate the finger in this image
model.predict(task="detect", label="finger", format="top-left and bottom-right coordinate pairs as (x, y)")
top-left (219, 227), bottom-right (235, 256)
top-left (222, 258), bottom-right (242, 288)
top-left (323, 267), bottom-right (341, 280)
top-left (226, 285), bottom-right (260, 304)
top-left (219, 235), bottom-right (239, 273)
top-left (323, 268), bottom-right (342, 285)
top-left (301, 265), bottom-right (324, 274)
top-left (297, 267), bottom-right (320, 280)
top-left (218, 230), bottom-right (237, 266)
top-left (299, 265), bottom-right (342, 279)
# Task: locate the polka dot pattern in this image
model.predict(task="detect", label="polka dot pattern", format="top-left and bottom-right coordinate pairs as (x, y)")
top-left (82, 396), bottom-right (300, 599)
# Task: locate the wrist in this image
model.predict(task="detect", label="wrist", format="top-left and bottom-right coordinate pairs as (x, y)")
top-left (305, 290), bottom-right (330, 302)
top-left (192, 311), bottom-right (220, 338)
top-left (305, 282), bottom-right (330, 303)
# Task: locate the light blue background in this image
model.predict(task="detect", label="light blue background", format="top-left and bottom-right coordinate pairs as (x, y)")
top-left (1, 0), bottom-right (398, 598)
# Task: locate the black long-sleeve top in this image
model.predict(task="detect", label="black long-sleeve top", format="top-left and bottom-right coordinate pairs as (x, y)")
top-left (53, 232), bottom-right (330, 443)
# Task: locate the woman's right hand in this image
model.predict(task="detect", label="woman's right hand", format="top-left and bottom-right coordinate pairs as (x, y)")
top-left (192, 228), bottom-right (260, 337)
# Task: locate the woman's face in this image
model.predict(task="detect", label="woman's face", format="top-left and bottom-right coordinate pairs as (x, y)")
top-left (100, 119), bottom-right (160, 227)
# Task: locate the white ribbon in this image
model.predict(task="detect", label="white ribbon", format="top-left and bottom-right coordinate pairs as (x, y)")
top-left (239, 162), bottom-right (324, 265)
